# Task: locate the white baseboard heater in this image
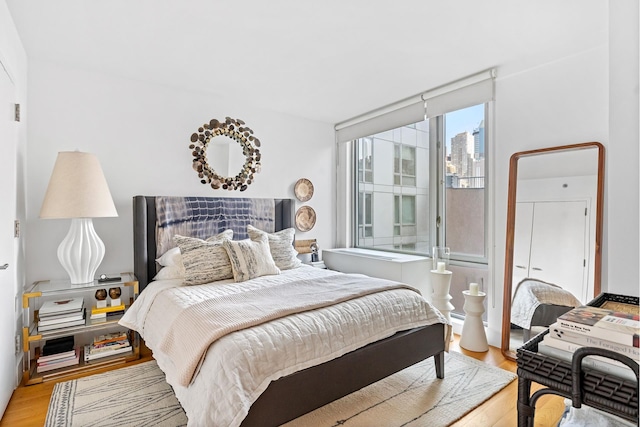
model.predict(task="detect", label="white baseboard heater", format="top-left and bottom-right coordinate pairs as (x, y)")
top-left (322, 248), bottom-right (431, 301)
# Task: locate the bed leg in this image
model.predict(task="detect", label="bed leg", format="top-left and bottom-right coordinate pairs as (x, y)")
top-left (434, 351), bottom-right (445, 379)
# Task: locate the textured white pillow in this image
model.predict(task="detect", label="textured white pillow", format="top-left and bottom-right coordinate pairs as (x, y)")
top-left (223, 234), bottom-right (281, 282)
top-left (157, 230), bottom-right (233, 267)
top-left (174, 230), bottom-right (234, 285)
top-left (247, 225), bottom-right (302, 270)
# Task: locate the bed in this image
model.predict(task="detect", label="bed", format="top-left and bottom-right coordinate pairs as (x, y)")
top-left (123, 195), bottom-right (449, 426)
top-left (511, 278), bottom-right (581, 342)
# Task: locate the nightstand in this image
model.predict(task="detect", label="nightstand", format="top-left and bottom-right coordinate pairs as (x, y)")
top-left (305, 260), bottom-right (327, 269)
top-left (22, 272), bottom-right (140, 385)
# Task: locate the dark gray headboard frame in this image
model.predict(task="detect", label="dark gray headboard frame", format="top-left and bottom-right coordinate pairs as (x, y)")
top-left (133, 196), bottom-right (294, 292)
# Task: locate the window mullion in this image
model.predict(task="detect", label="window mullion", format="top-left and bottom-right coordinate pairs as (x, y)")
top-left (430, 116), bottom-right (445, 248)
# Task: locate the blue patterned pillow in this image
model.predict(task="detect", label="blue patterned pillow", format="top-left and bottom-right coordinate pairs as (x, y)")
top-left (223, 234), bottom-right (281, 282)
top-left (247, 225), bottom-right (302, 270)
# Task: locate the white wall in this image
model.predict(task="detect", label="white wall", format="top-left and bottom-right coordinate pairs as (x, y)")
top-left (491, 46), bottom-right (609, 345)
top-left (607, 0), bottom-right (640, 295)
top-left (25, 60), bottom-right (335, 285)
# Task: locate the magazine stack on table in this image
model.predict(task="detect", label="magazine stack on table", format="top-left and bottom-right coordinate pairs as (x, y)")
top-left (36, 336), bottom-right (80, 373)
top-left (539, 300), bottom-right (640, 381)
top-left (37, 298), bottom-right (86, 332)
top-left (84, 331), bottom-right (132, 362)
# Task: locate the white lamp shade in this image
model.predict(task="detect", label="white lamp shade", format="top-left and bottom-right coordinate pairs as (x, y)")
top-left (40, 151), bottom-right (117, 284)
top-left (40, 151), bottom-right (118, 219)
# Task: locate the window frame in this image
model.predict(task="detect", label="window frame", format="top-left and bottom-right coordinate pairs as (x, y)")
top-left (436, 105), bottom-right (490, 265)
top-left (352, 103), bottom-right (490, 265)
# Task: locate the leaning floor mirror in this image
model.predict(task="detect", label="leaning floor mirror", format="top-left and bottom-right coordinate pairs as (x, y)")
top-left (501, 142), bottom-right (605, 360)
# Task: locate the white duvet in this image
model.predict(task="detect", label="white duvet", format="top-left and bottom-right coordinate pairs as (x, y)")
top-left (120, 265), bottom-right (448, 427)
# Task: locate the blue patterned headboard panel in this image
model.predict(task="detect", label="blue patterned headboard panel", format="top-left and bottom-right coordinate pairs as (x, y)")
top-left (155, 196), bottom-right (275, 257)
top-left (133, 196), bottom-right (294, 292)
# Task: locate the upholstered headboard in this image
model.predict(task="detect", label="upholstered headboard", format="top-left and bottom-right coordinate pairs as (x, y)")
top-left (133, 196), bottom-right (294, 292)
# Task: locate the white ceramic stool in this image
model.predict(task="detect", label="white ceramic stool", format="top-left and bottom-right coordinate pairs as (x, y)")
top-left (459, 290), bottom-right (489, 352)
top-left (430, 270), bottom-right (454, 341)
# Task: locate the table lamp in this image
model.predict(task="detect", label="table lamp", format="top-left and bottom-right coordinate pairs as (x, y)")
top-left (40, 151), bottom-right (118, 284)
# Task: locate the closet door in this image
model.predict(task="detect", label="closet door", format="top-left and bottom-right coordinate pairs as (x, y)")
top-left (0, 61), bottom-right (17, 416)
top-left (528, 201), bottom-right (588, 302)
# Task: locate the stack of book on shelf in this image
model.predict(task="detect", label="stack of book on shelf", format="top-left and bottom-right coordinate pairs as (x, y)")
top-left (89, 302), bottom-right (126, 322)
top-left (38, 298), bottom-right (86, 332)
top-left (36, 336), bottom-right (80, 373)
top-left (84, 331), bottom-right (132, 362)
top-left (539, 301), bottom-right (640, 382)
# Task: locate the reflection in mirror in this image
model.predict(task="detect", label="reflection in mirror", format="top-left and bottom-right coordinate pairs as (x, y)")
top-left (206, 136), bottom-right (246, 178)
top-left (502, 142), bottom-right (604, 360)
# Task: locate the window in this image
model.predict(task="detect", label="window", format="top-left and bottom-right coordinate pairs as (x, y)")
top-left (358, 192), bottom-right (373, 238)
top-left (337, 69), bottom-right (494, 264)
top-left (443, 105), bottom-right (486, 259)
top-left (394, 145), bottom-right (416, 186)
top-left (353, 103), bottom-right (487, 263)
top-left (358, 137), bottom-right (373, 183)
top-left (394, 195), bottom-right (416, 235)
top-left (353, 122), bottom-right (430, 253)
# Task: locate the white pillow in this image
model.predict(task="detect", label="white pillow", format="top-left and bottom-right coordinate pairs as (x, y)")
top-left (173, 230), bottom-right (234, 285)
top-left (156, 247), bottom-right (183, 268)
top-left (223, 234), bottom-right (281, 282)
top-left (247, 225), bottom-right (302, 270)
top-left (153, 265), bottom-right (185, 281)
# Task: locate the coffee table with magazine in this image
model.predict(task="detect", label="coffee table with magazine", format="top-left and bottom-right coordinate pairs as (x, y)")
top-left (516, 293), bottom-right (639, 426)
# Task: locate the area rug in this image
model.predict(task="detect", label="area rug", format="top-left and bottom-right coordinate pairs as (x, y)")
top-left (46, 352), bottom-right (516, 427)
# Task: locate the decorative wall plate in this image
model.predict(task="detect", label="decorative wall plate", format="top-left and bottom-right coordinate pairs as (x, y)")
top-left (294, 178), bottom-right (314, 202)
top-left (295, 206), bottom-right (316, 232)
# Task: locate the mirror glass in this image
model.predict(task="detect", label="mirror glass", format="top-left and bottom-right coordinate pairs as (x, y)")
top-left (206, 135), bottom-right (246, 178)
top-left (502, 142), bottom-right (604, 359)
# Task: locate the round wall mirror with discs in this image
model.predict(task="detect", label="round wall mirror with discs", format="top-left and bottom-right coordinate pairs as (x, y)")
top-left (189, 117), bottom-right (262, 191)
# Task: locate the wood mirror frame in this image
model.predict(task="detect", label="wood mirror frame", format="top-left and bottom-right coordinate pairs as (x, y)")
top-left (501, 142), bottom-right (605, 360)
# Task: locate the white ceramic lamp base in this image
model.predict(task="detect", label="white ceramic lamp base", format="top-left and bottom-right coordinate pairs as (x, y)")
top-left (430, 270), bottom-right (454, 341)
top-left (459, 290), bottom-right (489, 352)
top-left (57, 218), bottom-right (105, 285)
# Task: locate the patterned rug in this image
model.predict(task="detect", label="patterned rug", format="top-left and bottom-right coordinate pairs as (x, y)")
top-left (46, 352), bottom-right (516, 427)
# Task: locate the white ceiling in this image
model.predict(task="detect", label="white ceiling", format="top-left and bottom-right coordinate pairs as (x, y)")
top-left (6, 0), bottom-right (607, 124)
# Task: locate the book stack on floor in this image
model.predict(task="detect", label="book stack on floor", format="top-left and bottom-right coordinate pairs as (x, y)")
top-left (539, 301), bottom-right (640, 382)
top-left (37, 336), bottom-right (80, 373)
top-left (84, 331), bottom-right (132, 362)
top-left (38, 298), bottom-right (86, 332)
top-left (90, 302), bottom-right (126, 322)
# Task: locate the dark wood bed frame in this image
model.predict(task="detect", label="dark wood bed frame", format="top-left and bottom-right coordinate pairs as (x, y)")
top-left (132, 195), bottom-right (446, 427)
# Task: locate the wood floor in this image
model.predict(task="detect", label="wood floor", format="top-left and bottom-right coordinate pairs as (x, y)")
top-left (0, 334), bottom-right (566, 427)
